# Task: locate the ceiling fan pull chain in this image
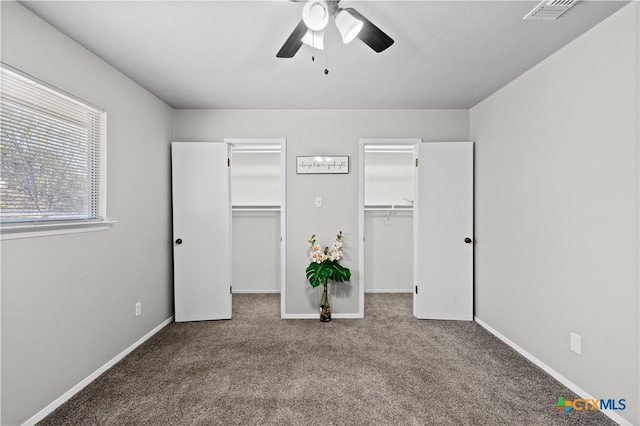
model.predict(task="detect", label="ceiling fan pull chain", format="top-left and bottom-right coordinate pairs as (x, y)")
top-left (324, 30), bottom-right (329, 75)
top-left (312, 31), bottom-right (316, 62)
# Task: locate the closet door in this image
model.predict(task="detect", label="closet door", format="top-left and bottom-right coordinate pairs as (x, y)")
top-left (172, 142), bottom-right (232, 322)
top-left (414, 142), bottom-right (473, 320)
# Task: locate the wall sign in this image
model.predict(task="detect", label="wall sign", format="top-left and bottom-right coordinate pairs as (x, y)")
top-left (297, 156), bottom-right (349, 174)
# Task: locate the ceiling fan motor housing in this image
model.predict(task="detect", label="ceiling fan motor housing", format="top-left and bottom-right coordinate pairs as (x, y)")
top-left (303, 1), bottom-right (330, 30)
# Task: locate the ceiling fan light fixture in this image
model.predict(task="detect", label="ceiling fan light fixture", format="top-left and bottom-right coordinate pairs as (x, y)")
top-left (302, 1), bottom-right (329, 31)
top-left (335, 9), bottom-right (363, 44)
top-left (301, 29), bottom-right (325, 50)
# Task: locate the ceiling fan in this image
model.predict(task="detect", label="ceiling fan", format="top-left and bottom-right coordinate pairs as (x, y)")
top-left (276, 0), bottom-right (394, 58)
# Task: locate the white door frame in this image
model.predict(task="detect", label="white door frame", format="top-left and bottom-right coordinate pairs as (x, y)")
top-left (359, 138), bottom-right (422, 317)
top-left (225, 138), bottom-right (287, 316)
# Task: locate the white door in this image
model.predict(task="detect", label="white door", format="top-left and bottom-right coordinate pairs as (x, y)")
top-left (414, 142), bottom-right (473, 320)
top-left (172, 142), bottom-right (232, 322)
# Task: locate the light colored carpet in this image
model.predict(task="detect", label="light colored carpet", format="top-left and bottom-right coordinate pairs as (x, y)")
top-left (39, 294), bottom-right (615, 425)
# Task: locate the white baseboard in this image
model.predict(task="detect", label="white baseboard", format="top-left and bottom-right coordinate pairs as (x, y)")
top-left (282, 313), bottom-right (363, 319)
top-left (334, 313), bottom-right (364, 319)
top-left (474, 316), bottom-right (630, 426)
top-left (23, 316), bottom-right (174, 426)
top-left (232, 289), bottom-right (280, 294)
top-left (282, 313), bottom-right (319, 319)
top-left (365, 289), bottom-right (413, 294)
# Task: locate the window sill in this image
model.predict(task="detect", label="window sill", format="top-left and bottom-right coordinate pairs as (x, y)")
top-left (1, 220), bottom-right (116, 240)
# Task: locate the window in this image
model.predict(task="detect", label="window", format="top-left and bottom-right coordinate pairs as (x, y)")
top-left (0, 64), bottom-right (109, 238)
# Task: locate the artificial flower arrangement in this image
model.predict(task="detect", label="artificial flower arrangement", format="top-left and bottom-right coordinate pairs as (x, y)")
top-left (306, 231), bottom-right (351, 322)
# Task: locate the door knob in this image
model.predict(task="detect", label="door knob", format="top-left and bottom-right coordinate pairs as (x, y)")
top-left (175, 238), bottom-right (183, 245)
top-left (464, 237), bottom-right (472, 244)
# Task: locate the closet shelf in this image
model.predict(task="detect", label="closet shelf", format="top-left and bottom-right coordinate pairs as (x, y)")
top-left (232, 205), bottom-right (281, 212)
top-left (364, 205), bottom-right (413, 211)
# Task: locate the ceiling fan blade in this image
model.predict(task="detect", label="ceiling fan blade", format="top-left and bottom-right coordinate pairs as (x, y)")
top-left (345, 8), bottom-right (394, 53)
top-left (277, 19), bottom-right (308, 58)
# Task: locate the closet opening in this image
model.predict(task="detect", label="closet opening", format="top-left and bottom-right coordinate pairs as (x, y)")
top-left (359, 139), bottom-right (420, 316)
top-left (359, 139), bottom-right (473, 320)
top-left (228, 140), bottom-right (286, 310)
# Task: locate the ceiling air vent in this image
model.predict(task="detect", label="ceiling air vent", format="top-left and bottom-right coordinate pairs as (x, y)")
top-left (523, 0), bottom-right (580, 20)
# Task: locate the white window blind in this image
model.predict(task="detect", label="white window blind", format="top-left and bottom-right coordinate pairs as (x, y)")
top-left (0, 64), bottom-right (106, 225)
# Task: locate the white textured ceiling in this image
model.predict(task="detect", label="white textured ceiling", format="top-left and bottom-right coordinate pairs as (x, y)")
top-left (19, 0), bottom-right (629, 109)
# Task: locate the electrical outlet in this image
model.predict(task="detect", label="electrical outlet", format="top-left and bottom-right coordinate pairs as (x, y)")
top-left (135, 302), bottom-right (142, 317)
top-left (570, 332), bottom-right (581, 355)
top-left (315, 196), bottom-right (322, 208)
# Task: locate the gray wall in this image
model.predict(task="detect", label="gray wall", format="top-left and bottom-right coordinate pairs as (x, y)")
top-left (364, 151), bottom-right (414, 206)
top-left (1, 3), bottom-right (175, 424)
top-left (364, 211), bottom-right (413, 292)
top-left (232, 211), bottom-right (281, 293)
top-left (470, 3), bottom-right (639, 424)
top-left (231, 151), bottom-right (281, 206)
top-left (174, 110), bottom-right (469, 315)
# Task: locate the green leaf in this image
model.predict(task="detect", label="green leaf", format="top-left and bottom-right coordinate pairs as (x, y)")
top-left (306, 260), bottom-right (351, 287)
top-left (306, 261), bottom-right (332, 288)
top-left (330, 262), bottom-right (351, 282)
